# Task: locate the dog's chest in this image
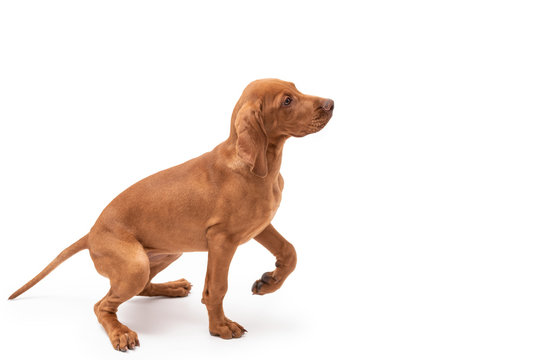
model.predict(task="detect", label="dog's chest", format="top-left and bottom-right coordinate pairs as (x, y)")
top-left (232, 178), bottom-right (283, 240)
top-left (258, 181), bottom-right (282, 221)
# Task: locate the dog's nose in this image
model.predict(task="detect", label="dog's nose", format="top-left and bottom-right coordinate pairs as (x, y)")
top-left (322, 99), bottom-right (334, 112)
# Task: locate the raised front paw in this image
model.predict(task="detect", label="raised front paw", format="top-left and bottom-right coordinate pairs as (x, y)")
top-left (252, 271), bottom-right (281, 295)
top-left (209, 318), bottom-right (247, 339)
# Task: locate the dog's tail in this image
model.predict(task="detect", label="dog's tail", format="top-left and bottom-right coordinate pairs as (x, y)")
top-left (8, 234), bottom-right (89, 300)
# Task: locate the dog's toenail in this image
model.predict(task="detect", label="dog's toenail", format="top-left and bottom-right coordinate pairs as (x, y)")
top-left (251, 280), bottom-right (262, 293)
top-left (261, 272), bottom-right (273, 284)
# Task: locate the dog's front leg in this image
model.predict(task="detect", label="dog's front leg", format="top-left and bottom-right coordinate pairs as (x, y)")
top-left (252, 223), bottom-right (297, 295)
top-left (202, 230), bottom-right (246, 339)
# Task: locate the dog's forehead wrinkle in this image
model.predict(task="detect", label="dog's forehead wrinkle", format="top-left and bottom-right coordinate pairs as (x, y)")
top-left (247, 78), bottom-right (297, 95)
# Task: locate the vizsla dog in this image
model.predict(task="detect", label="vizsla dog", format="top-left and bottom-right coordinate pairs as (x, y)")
top-left (9, 78), bottom-right (334, 351)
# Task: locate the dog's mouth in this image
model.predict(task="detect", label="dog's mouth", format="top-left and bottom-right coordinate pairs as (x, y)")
top-left (291, 107), bottom-right (333, 138)
top-left (307, 118), bottom-right (329, 134)
top-left (306, 110), bottom-right (332, 134)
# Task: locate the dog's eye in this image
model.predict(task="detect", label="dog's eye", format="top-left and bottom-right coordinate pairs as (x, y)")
top-left (283, 97), bottom-right (292, 106)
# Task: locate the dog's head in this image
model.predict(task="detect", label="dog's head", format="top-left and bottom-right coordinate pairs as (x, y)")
top-left (231, 79), bottom-right (334, 177)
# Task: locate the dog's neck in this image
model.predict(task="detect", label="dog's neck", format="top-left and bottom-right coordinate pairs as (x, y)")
top-left (220, 135), bottom-right (288, 181)
top-left (264, 136), bottom-right (288, 179)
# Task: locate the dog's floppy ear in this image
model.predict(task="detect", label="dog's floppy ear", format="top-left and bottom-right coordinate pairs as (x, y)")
top-left (235, 99), bottom-right (268, 177)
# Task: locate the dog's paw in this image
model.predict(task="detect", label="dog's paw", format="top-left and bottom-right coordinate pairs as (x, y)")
top-left (154, 278), bottom-right (192, 297)
top-left (139, 278), bottom-right (192, 297)
top-left (251, 271), bottom-right (281, 295)
top-left (109, 326), bottom-right (140, 352)
top-left (209, 318), bottom-right (247, 339)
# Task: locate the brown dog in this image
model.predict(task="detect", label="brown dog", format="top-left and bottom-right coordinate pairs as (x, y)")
top-left (9, 78), bottom-right (334, 351)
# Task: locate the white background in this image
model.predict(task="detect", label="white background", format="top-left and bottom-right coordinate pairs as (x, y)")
top-left (1, 1), bottom-right (539, 359)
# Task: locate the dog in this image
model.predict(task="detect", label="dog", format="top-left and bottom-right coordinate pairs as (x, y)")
top-left (9, 78), bottom-right (334, 351)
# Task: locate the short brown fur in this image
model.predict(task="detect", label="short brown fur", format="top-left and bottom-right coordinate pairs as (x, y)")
top-left (9, 79), bottom-right (334, 351)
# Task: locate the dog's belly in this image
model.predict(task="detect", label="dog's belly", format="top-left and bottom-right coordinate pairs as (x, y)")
top-left (138, 183), bottom-right (281, 252)
top-left (106, 195), bottom-right (280, 254)
top-left (140, 227), bottom-right (209, 253)
top-left (133, 202), bottom-right (279, 254)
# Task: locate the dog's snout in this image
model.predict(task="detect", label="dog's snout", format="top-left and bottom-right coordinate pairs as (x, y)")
top-left (322, 99), bottom-right (334, 112)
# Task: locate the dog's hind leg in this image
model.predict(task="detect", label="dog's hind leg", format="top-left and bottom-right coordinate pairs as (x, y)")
top-left (90, 233), bottom-right (150, 351)
top-left (138, 253), bottom-right (192, 297)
